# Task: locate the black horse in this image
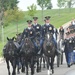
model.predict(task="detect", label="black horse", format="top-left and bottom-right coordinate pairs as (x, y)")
top-left (3, 37), bottom-right (18, 75)
top-left (43, 32), bottom-right (56, 75)
top-left (14, 33), bottom-right (23, 74)
top-left (35, 36), bottom-right (42, 72)
top-left (20, 37), bottom-right (35, 75)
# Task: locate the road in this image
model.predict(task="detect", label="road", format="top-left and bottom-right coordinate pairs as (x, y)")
top-left (0, 54), bottom-right (75, 75)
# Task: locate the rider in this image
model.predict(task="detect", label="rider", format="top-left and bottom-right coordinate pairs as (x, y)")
top-left (42, 16), bottom-right (59, 54)
top-left (19, 20), bottom-right (36, 49)
top-left (32, 17), bottom-right (43, 52)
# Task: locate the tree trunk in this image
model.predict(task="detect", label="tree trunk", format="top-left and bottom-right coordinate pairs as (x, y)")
top-left (58, 8), bottom-right (60, 17)
top-left (42, 0), bottom-right (44, 21)
top-left (42, 7), bottom-right (44, 21)
top-left (16, 21), bottom-right (18, 34)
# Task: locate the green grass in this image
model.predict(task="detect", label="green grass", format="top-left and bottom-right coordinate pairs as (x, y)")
top-left (0, 8), bottom-right (75, 57)
top-left (0, 42), bottom-right (4, 57)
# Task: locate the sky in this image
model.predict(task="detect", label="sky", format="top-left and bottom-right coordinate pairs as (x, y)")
top-left (17, 0), bottom-right (58, 11)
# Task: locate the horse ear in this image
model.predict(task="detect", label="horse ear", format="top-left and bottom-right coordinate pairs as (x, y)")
top-left (16, 34), bottom-right (18, 36)
top-left (7, 37), bottom-right (9, 41)
top-left (12, 37), bottom-right (15, 40)
top-left (14, 37), bottom-right (16, 40)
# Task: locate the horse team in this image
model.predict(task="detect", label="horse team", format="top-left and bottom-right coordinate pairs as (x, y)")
top-left (3, 16), bottom-right (75, 75)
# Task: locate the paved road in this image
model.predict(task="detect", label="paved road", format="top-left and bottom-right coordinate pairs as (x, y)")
top-left (0, 54), bottom-right (75, 75)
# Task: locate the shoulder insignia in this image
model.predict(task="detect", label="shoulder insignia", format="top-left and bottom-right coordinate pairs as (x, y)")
top-left (30, 31), bottom-right (32, 34)
top-left (37, 26), bottom-right (39, 29)
top-left (49, 27), bottom-right (52, 30)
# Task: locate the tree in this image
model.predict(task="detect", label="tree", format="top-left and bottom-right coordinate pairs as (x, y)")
top-left (0, 8), bottom-right (4, 42)
top-left (37, 0), bottom-right (52, 9)
top-left (57, 0), bottom-right (66, 16)
top-left (0, 0), bottom-right (19, 10)
top-left (47, 2), bottom-right (53, 9)
top-left (57, 0), bottom-right (65, 8)
top-left (4, 7), bottom-right (25, 34)
top-left (27, 4), bottom-right (37, 17)
top-left (37, 0), bottom-right (52, 20)
top-left (65, 0), bottom-right (75, 8)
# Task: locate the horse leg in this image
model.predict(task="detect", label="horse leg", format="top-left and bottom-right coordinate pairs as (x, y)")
top-left (43, 56), bottom-right (46, 68)
top-left (61, 52), bottom-right (63, 64)
top-left (16, 58), bottom-right (20, 74)
top-left (50, 57), bottom-right (54, 74)
top-left (11, 59), bottom-right (16, 75)
top-left (57, 54), bottom-right (61, 67)
top-left (31, 57), bottom-right (35, 75)
top-left (36, 57), bottom-right (40, 72)
top-left (47, 57), bottom-right (51, 75)
top-left (39, 56), bottom-right (42, 70)
top-left (26, 62), bottom-right (28, 75)
top-left (21, 57), bottom-right (25, 73)
top-left (6, 59), bottom-right (11, 75)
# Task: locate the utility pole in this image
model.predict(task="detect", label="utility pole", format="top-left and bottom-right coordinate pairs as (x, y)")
top-left (42, 0), bottom-right (44, 21)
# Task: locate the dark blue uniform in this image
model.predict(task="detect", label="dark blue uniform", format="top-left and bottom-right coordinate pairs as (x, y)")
top-left (42, 24), bottom-right (57, 43)
top-left (20, 27), bottom-right (35, 47)
top-left (32, 24), bottom-right (43, 51)
top-left (32, 24), bottom-right (42, 35)
top-left (42, 24), bottom-right (54, 37)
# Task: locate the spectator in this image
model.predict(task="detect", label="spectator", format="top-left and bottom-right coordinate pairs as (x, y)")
top-left (71, 18), bottom-right (75, 25)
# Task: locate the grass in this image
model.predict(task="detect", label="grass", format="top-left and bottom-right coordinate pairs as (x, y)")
top-left (0, 8), bottom-right (75, 57)
top-left (0, 42), bottom-right (4, 57)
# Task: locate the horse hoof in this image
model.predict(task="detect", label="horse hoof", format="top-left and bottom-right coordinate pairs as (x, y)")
top-left (17, 71), bottom-right (20, 74)
top-left (68, 64), bottom-right (70, 67)
top-left (36, 69), bottom-right (40, 73)
top-left (21, 70), bottom-right (25, 73)
top-left (52, 70), bottom-right (54, 74)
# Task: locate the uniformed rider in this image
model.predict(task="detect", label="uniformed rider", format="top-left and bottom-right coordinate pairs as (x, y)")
top-left (42, 16), bottom-right (59, 54)
top-left (19, 20), bottom-right (35, 48)
top-left (32, 17), bottom-right (43, 51)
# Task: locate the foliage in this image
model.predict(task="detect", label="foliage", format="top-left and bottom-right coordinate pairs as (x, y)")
top-left (57, 0), bottom-right (75, 8)
top-left (57, 0), bottom-right (65, 8)
top-left (4, 7), bottom-right (25, 27)
top-left (27, 4), bottom-right (37, 17)
top-left (47, 1), bottom-right (53, 9)
top-left (65, 0), bottom-right (75, 8)
top-left (0, 0), bottom-right (19, 10)
top-left (37, 0), bottom-right (53, 10)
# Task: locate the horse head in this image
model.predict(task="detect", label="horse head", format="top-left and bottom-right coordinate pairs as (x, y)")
top-left (45, 32), bottom-right (53, 47)
top-left (15, 33), bottom-right (22, 43)
top-left (4, 37), bottom-right (17, 56)
top-left (21, 37), bottom-right (35, 55)
top-left (43, 32), bottom-right (55, 57)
